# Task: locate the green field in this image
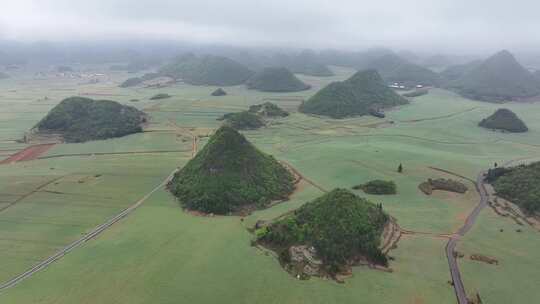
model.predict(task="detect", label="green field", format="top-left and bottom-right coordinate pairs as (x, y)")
top-left (0, 66), bottom-right (539, 303)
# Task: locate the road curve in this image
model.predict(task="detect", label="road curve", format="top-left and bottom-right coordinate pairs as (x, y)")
top-left (0, 169), bottom-right (178, 292)
top-left (446, 171), bottom-right (489, 304)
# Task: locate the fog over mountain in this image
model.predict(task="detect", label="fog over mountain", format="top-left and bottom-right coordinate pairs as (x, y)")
top-left (1, 0), bottom-right (540, 53)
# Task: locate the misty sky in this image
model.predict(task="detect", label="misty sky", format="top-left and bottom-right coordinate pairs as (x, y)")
top-left (1, 0), bottom-right (540, 52)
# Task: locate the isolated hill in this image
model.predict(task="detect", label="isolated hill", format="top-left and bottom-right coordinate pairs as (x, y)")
top-left (211, 88), bottom-right (227, 96)
top-left (56, 66), bottom-right (73, 73)
top-left (248, 102), bottom-right (289, 117)
top-left (35, 97), bottom-right (146, 143)
top-left (448, 50), bottom-right (540, 102)
top-left (257, 188), bottom-right (389, 278)
top-left (160, 54), bottom-right (253, 86)
top-left (299, 70), bottom-right (408, 118)
top-left (366, 54), bottom-right (442, 87)
top-left (479, 108), bottom-right (528, 133)
top-left (168, 126), bottom-right (295, 214)
top-left (246, 67), bottom-right (310, 92)
top-left (0, 72), bottom-right (9, 79)
top-left (440, 60), bottom-right (482, 83)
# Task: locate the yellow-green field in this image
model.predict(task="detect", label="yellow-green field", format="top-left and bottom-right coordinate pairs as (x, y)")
top-left (0, 66), bottom-right (539, 303)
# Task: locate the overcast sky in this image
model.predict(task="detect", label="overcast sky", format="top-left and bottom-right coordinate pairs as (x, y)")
top-left (1, 0), bottom-right (539, 53)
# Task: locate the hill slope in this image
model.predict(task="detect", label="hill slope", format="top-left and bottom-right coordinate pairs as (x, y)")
top-left (258, 188), bottom-right (389, 278)
top-left (488, 162), bottom-right (540, 215)
top-left (246, 67), bottom-right (310, 92)
top-left (299, 70), bottom-right (408, 118)
top-left (160, 54), bottom-right (253, 86)
top-left (35, 97), bottom-right (146, 143)
top-left (366, 54), bottom-right (442, 87)
top-left (479, 108), bottom-right (528, 132)
top-left (168, 126), bottom-right (295, 214)
top-left (0, 72), bottom-right (9, 79)
top-left (449, 50), bottom-right (540, 101)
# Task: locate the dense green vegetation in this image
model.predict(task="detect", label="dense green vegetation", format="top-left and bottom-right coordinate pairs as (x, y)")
top-left (489, 162), bottom-right (540, 214)
top-left (448, 50), bottom-right (540, 102)
top-left (160, 54), bottom-right (253, 86)
top-left (34, 96), bottom-right (145, 143)
top-left (120, 77), bottom-right (143, 88)
top-left (258, 189), bottom-right (389, 275)
top-left (246, 67), bottom-right (310, 92)
top-left (418, 178), bottom-right (468, 195)
top-left (299, 70), bottom-right (408, 118)
top-left (249, 102), bottom-right (289, 117)
top-left (366, 54), bottom-right (442, 87)
top-left (218, 111), bottom-right (265, 130)
top-left (211, 88), bottom-right (227, 96)
top-left (353, 180), bottom-right (397, 195)
top-left (168, 126), bottom-right (294, 214)
top-left (403, 88), bottom-right (429, 98)
top-left (150, 93), bottom-right (171, 100)
top-left (479, 108), bottom-right (528, 133)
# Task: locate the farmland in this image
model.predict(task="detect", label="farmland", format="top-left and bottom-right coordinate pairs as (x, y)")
top-left (1, 66), bottom-right (540, 303)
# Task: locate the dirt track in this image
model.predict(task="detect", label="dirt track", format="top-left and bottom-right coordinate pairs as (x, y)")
top-left (0, 169), bottom-right (178, 291)
top-left (0, 144), bottom-right (56, 165)
top-left (445, 171), bottom-right (488, 304)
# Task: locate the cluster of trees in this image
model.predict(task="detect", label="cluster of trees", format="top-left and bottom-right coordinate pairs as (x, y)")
top-left (353, 180), bottom-right (397, 195)
top-left (258, 189), bottom-right (389, 275)
top-left (149, 93), bottom-right (172, 100)
top-left (299, 70), bottom-right (408, 119)
top-left (479, 108), bottom-right (528, 133)
top-left (489, 162), bottom-right (540, 215)
top-left (217, 102), bottom-right (288, 130)
top-left (218, 111), bottom-right (265, 130)
top-left (246, 67), bottom-right (310, 92)
top-left (168, 126), bottom-right (295, 214)
top-left (35, 97), bottom-right (146, 143)
top-left (248, 102), bottom-right (289, 118)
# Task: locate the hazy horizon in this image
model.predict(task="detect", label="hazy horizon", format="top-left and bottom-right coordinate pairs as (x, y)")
top-left (2, 0), bottom-right (540, 54)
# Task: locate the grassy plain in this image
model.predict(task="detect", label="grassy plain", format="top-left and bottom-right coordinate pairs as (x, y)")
top-left (0, 66), bottom-right (540, 303)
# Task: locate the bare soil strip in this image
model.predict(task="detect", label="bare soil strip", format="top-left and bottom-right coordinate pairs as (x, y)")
top-left (0, 144), bottom-right (56, 165)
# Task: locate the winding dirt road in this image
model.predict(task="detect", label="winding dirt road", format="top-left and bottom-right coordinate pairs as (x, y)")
top-left (445, 171), bottom-right (488, 304)
top-left (0, 169), bottom-right (178, 292)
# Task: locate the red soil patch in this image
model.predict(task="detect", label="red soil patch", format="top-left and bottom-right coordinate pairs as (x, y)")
top-left (0, 143), bottom-right (56, 165)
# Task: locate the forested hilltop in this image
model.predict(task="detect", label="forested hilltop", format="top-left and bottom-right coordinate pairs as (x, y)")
top-left (168, 126), bottom-right (295, 214)
top-left (34, 97), bottom-right (146, 143)
top-left (160, 54), bottom-right (253, 86)
top-left (257, 189), bottom-right (389, 279)
top-left (447, 50), bottom-right (540, 102)
top-left (299, 70), bottom-right (408, 118)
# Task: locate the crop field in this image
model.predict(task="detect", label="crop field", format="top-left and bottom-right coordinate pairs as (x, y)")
top-left (0, 66), bottom-right (540, 303)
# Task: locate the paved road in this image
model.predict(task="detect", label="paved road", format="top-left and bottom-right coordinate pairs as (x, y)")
top-left (0, 169), bottom-right (178, 292)
top-left (445, 171), bottom-right (488, 304)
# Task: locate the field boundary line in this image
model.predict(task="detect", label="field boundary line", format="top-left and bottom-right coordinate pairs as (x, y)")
top-left (0, 169), bottom-right (178, 292)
